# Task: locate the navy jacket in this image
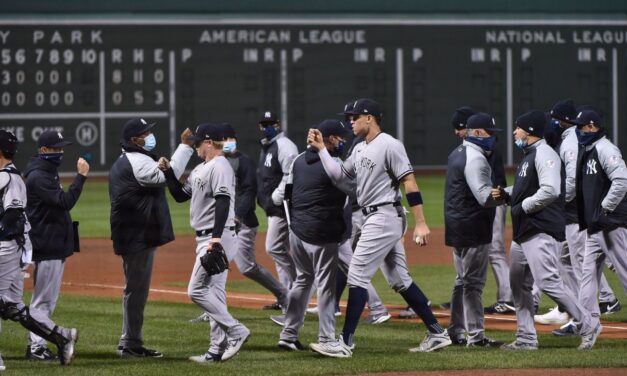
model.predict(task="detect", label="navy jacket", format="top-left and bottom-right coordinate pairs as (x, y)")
top-left (24, 157), bottom-right (85, 261)
top-left (226, 152), bottom-right (260, 228)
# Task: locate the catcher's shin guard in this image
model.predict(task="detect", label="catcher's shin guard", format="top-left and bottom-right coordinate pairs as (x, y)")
top-left (0, 298), bottom-right (69, 346)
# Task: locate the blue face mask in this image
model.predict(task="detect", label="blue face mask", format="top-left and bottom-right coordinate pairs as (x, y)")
top-left (262, 126), bottom-right (278, 140)
top-left (466, 135), bottom-right (496, 151)
top-left (550, 119), bottom-right (563, 134)
top-left (142, 134), bottom-right (156, 151)
top-left (39, 152), bottom-right (64, 166)
top-left (575, 128), bottom-right (599, 146)
top-left (336, 140), bottom-right (346, 155)
top-left (515, 138), bottom-right (527, 149)
top-left (223, 140), bottom-right (237, 154)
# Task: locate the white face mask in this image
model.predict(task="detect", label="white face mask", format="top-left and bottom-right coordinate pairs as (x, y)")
top-left (223, 140), bottom-right (237, 154)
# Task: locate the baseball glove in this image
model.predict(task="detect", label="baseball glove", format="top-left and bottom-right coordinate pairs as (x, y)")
top-left (200, 243), bottom-right (229, 276)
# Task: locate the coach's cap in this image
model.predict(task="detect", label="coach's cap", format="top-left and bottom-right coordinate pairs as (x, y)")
top-left (122, 118), bottom-right (155, 141)
top-left (466, 112), bottom-right (501, 131)
top-left (189, 123), bottom-right (225, 142)
top-left (316, 119), bottom-right (352, 138)
top-left (337, 100), bottom-right (355, 116)
top-left (576, 105), bottom-right (604, 118)
top-left (451, 106), bottom-right (476, 130)
top-left (574, 110), bottom-right (603, 128)
top-left (0, 130), bottom-right (18, 158)
top-left (343, 98), bottom-right (382, 119)
top-left (38, 130), bottom-right (72, 148)
top-left (515, 110), bottom-right (547, 138)
top-left (550, 99), bottom-right (577, 124)
top-left (221, 122), bottom-right (236, 139)
top-left (259, 111), bottom-right (279, 126)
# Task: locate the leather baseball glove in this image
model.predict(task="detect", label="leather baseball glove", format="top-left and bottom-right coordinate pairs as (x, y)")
top-left (200, 243), bottom-right (229, 275)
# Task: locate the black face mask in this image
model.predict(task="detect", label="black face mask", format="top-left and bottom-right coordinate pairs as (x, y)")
top-left (39, 152), bottom-right (64, 166)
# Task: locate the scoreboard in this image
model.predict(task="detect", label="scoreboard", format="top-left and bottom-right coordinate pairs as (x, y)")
top-left (0, 18), bottom-right (626, 172)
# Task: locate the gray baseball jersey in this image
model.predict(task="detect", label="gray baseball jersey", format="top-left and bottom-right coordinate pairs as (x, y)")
top-left (183, 156), bottom-right (236, 233)
top-left (341, 133), bottom-right (413, 207)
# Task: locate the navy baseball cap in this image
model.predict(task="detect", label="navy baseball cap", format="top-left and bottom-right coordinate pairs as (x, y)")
top-left (344, 98), bottom-right (382, 118)
top-left (515, 110), bottom-right (547, 138)
top-left (337, 100), bottom-right (355, 115)
top-left (316, 119), bottom-right (352, 138)
top-left (122, 118), bottom-right (155, 141)
top-left (550, 99), bottom-right (577, 124)
top-left (466, 112), bottom-right (501, 131)
top-left (0, 130), bottom-right (17, 158)
top-left (451, 106), bottom-right (476, 130)
top-left (574, 110), bottom-right (603, 128)
top-left (38, 130), bottom-right (72, 148)
top-left (259, 111), bottom-right (279, 126)
top-left (576, 105), bottom-right (604, 118)
top-left (189, 123), bottom-right (224, 142)
top-left (221, 122), bottom-right (236, 139)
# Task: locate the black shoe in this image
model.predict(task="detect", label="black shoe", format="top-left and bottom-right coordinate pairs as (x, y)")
top-left (599, 299), bottom-right (621, 315)
top-left (451, 337), bottom-right (467, 346)
top-left (277, 339), bottom-right (305, 351)
top-left (263, 301), bottom-right (283, 310)
top-left (118, 346), bottom-right (163, 358)
top-left (26, 345), bottom-right (58, 361)
top-left (484, 302), bottom-right (516, 314)
top-left (467, 338), bottom-right (504, 348)
top-left (439, 302), bottom-right (451, 310)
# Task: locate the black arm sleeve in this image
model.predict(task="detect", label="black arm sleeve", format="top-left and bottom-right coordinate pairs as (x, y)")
top-left (212, 194), bottom-right (230, 238)
top-left (163, 167), bottom-right (191, 203)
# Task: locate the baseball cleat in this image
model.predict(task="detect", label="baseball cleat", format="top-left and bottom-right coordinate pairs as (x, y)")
top-left (484, 302), bottom-right (516, 314)
top-left (578, 323), bottom-right (602, 350)
top-left (189, 312), bottom-right (211, 323)
top-left (58, 328), bottom-right (79, 365)
top-left (270, 314), bottom-right (286, 327)
top-left (309, 340), bottom-right (352, 358)
top-left (118, 346), bottom-right (163, 358)
top-left (221, 327), bottom-right (250, 361)
top-left (534, 306), bottom-right (570, 325)
top-left (189, 351), bottom-right (221, 363)
top-left (398, 306), bottom-right (417, 319)
top-left (599, 299), bottom-right (621, 315)
top-left (278, 339), bottom-right (305, 351)
top-left (363, 312), bottom-right (391, 325)
top-left (451, 336), bottom-right (468, 346)
top-left (552, 320), bottom-right (577, 336)
top-left (0, 353), bottom-right (4, 371)
top-left (26, 345), bottom-right (58, 361)
top-left (306, 306), bottom-right (318, 315)
top-left (500, 341), bottom-right (538, 351)
top-left (263, 301), bottom-right (283, 311)
top-left (409, 331), bottom-right (452, 353)
top-left (467, 338), bottom-right (504, 348)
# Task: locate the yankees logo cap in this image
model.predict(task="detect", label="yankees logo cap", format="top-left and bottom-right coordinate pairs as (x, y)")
top-left (122, 118), bottom-right (155, 141)
top-left (316, 119), bottom-right (352, 138)
top-left (220, 122), bottom-right (237, 139)
top-left (38, 130), bottom-right (73, 148)
top-left (451, 106), bottom-right (476, 130)
top-left (343, 98), bottom-right (382, 118)
top-left (259, 111), bottom-right (279, 126)
top-left (574, 110), bottom-right (603, 128)
top-left (189, 123), bottom-right (225, 142)
top-left (466, 112), bottom-right (501, 131)
top-left (337, 100), bottom-right (356, 115)
top-left (0, 130), bottom-right (18, 158)
top-left (515, 110), bottom-right (547, 137)
top-left (549, 99), bottom-right (577, 124)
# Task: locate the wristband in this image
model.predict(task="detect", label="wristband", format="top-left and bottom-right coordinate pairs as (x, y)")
top-left (406, 191), bottom-right (423, 207)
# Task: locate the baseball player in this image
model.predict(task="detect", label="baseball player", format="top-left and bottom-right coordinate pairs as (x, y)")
top-left (23, 131), bottom-right (88, 361)
top-left (275, 119), bottom-right (351, 354)
top-left (493, 110), bottom-right (600, 350)
top-left (160, 123), bottom-right (250, 362)
top-left (307, 98), bottom-right (452, 357)
top-left (0, 130), bottom-right (78, 369)
top-left (445, 112), bottom-right (505, 347)
top-left (574, 110), bottom-right (627, 325)
top-left (109, 118), bottom-right (194, 357)
top-left (257, 111), bottom-right (298, 309)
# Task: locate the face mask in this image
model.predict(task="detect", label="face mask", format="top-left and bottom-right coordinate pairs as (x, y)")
top-left (262, 126), bottom-right (278, 140)
top-left (576, 128), bottom-right (602, 146)
top-left (466, 135), bottom-right (496, 151)
top-left (550, 119), bottom-right (563, 134)
top-left (39, 152), bottom-right (64, 166)
top-left (515, 138), bottom-right (527, 149)
top-left (223, 140), bottom-right (237, 154)
top-left (336, 140), bottom-right (346, 155)
top-left (142, 134), bottom-right (156, 151)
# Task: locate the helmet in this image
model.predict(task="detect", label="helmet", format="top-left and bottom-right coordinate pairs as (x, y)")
top-left (0, 130), bottom-right (18, 159)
